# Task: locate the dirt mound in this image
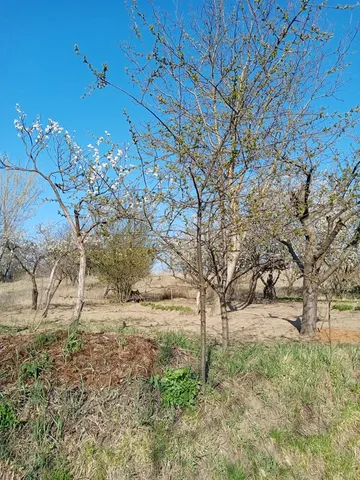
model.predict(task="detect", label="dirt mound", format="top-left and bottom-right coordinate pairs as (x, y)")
top-left (0, 331), bottom-right (158, 389)
top-left (316, 328), bottom-right (360, 345)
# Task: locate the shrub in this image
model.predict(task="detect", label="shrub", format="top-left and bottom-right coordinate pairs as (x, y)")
top-left (151, 367), bottom-right (201, 408)
top-left (89, 222), bottom-right (154, 302)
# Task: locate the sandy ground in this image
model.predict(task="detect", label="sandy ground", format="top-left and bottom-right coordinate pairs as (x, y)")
top-left (0, 274), bottom-right (359, 343)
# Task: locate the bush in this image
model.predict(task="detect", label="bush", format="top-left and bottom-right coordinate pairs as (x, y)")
top-left (151, 367), bottom-right (201, 408)
top-left (89, 222), bottom-right (154, 302)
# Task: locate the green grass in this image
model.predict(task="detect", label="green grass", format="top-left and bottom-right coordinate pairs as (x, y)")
top-left (156, 330), bottom-right (199, 365)
top-left (333, 303), bottom-right (359, 311)
top-left (33, 331), bottom-right (61, 348)
top-left (277, 296), bottom-right (303, 302)
top-left (2, 332), bottom-right (360, 479)
top-left (0, 324), bottom-right (28, 333)
top-left (141, 302), bottom-right (193, 313)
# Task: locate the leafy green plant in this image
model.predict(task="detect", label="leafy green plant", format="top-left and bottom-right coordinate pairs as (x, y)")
top-left (141, 302), bottom-right (192, 313)
top-left (63, 330), bottom-right (82, 357)
top-left (151, 367), bottom-right (201, 408)
top-left (20, 353), bottom-right (51, 380)
top-left (0, 401), bottom-right (18, 429)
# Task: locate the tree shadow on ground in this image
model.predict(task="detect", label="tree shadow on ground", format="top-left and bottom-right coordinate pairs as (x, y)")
top-left (268, 313), bottom-right (302, 333)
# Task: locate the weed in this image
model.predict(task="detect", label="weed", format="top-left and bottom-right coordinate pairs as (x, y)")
top-left (0, 401), bottom-right (18, 429)
top-left (63, 330), bottom-right (82, 358)
top-left (157, 331), bottom-right (199, 366)
top-left (20, 353), bottom-right (51, 380)
top-left (33, 332), bottom-right (60, 348)
top-left (151, 367), bottom-right (201, 408)
top-left (24, 452), bottom-right (72, 480)
top-left (224, 461), bottom-right (247, 479)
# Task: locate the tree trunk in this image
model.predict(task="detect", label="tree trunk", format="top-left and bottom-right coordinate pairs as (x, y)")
top-left (42, 260), bottom-right (59, 312)
top-left (42, 277), bottom-right (62, 318)
top-left (196, 210), bottom-right (207, 383)
top-left (31, 275), bottom-right (38, 310)
top-left (301, 265), bottom-right (318, 336)
top-left (239, 271), bottom-right (259, 309)
top-left (71, 243), bottom-right (86, 326)
top-left (219, 291), bottom-right (229, 349)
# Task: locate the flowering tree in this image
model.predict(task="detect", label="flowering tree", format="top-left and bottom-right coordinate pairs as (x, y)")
top-left (0, 107), bottom-right (131, 325)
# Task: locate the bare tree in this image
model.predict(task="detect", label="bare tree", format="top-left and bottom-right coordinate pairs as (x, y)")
top-left (7, 237), bottom-right (43, 310)
top-left (276, 153), bottom-right (360, 335)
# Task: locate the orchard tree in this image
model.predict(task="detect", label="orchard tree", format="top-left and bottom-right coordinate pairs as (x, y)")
top-left (0, 170), bottom-right (42, 281)
top-left (39, 225), bottom-right (78, 318)
top-left (77, 0), bottom-right (359, 370)
top-left (7, 236), bottom-right (43, 310)
top-left (274, 150), bottom-right (360, 335)
top-left (0, 108), bottom-right (132, 325)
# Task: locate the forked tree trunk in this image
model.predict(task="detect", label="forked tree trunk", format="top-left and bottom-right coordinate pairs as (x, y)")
top-left (301, 265), bottom-right (318, 336)
top-left (71, 243), bottom-right (86, 326)
top-left (31, 275), bottom-right (38, 310)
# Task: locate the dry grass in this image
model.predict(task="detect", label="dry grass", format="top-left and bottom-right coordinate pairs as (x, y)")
top-left (1, 330), bottom-right (360, 479)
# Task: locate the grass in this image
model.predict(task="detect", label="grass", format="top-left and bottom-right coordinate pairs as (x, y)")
top-left (0, 324), bottom-right (28, 333)
top-left (277, 296), bottom-right (303, 302)
top-left (333, 303), bottom-right (360, 311)
top-left (141, 301), bottom-right (193, 314)
top-left (1, 331), bottom-right (360, 479)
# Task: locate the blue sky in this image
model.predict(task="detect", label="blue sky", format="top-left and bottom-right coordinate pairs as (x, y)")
top-left (0, 0), bottom-right (360, 230)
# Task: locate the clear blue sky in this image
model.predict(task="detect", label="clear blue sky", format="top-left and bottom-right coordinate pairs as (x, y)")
top-left (0, 0), bottom-right (360, 229)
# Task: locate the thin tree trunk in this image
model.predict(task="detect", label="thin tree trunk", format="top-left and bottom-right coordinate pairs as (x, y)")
top-left (301, 265), bottom-right (318, 336)
top-left (71, 243), bottom-right (86, 326)
top-left (196, 212), bottom-right (207, 383)
top-left (42, 277), bottom-right (62, 318)
top-left (219, 291), bottom-right (229, 349)
top-left (31, 275), bottom-right (38, 310)
top-left (239, 271), bottom-right (259, 309)
top-left (42, 260), bottom-right (59, 310)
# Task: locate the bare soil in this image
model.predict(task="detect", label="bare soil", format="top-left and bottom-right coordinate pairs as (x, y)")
top-left (0, 274), bottom-right (359, 345)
